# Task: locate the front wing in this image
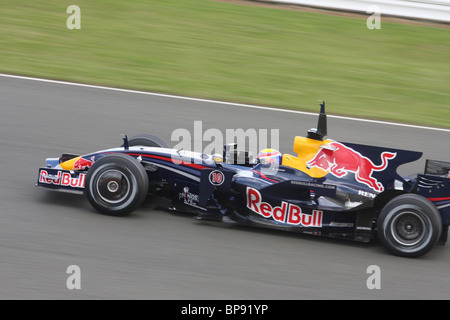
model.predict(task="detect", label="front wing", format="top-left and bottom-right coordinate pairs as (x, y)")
top-left (37, 168), bottom-right (86, 194)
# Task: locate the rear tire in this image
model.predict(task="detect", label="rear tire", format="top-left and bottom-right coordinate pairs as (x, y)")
top-left (85, 154), bottom-right (148, 216)
top-left (378, 194), bottom-right (442, 258)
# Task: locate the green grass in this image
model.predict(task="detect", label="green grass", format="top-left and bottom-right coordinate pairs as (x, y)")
top-left (1, 0), bottom-right (450, 128)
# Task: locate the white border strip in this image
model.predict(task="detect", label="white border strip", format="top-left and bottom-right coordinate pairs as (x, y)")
top-left (1, 73), bottom-right (449, 133)
top-left (266, 0), bottom-right (450, 22)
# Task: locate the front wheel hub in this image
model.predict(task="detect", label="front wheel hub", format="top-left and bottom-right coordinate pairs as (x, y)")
top-left (96, 169), bottom-right (130, 204)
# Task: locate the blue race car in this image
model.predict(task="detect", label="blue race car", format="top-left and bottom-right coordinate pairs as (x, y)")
top-left (37, 103), bottom-right (450, 257)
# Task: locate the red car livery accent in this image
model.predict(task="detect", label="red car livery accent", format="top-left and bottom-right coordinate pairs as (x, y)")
top-left (39, 169), bottom-right (86, 188)
top-left (246, 187), bottom-right (323, 227)
top-left (306, 141), bottom-right (396, 192)
top-left (73, 156), bottom-right (95, 170)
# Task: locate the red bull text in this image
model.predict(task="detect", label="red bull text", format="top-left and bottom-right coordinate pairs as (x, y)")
top-left (39, 170), bottom-right (86, 188)
top-left (246, 187), bottom-right (323, 227)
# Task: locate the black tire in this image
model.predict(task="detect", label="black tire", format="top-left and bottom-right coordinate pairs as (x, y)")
top-left (378, 194), bottom-right (442, 258)
top-left (124, 134), bottom-right (168, 148)
top-left (85, 154), bottom-right (149, 216)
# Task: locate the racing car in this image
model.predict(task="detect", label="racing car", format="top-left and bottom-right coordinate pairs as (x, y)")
top-left (36, 103), bottom-right (450, 257)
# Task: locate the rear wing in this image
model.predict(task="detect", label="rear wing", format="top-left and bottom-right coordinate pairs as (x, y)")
top-left (411, 160), bottom-right (450, 225)
top-left (425, 159), bottom-right (450, 176)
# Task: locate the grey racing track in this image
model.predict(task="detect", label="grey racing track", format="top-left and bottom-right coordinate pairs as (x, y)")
top-left (1, 75), bottom-right (449, 300)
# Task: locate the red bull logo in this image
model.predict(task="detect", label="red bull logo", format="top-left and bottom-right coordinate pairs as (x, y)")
top-left (246, 187), bottom-right (323, 227)
top-left (73, 156), bottom-right (95, 170)
top-left (306, 142), bottom-right (396, 192)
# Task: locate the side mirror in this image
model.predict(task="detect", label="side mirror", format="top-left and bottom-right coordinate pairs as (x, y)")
top-left (121, 134), bottom-right (129, 150)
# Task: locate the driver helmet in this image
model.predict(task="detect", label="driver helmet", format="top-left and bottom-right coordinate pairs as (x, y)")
top-left (257, 148), bottom-right (282, 165)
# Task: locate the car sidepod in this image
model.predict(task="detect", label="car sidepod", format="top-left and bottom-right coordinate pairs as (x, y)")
top-left (227, 165), bottom-right (379, 242)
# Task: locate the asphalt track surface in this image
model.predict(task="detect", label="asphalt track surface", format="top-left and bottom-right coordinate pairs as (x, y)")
top-left (1, 75), bottom-right (450, 300)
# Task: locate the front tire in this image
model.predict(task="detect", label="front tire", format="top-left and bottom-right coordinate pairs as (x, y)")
top-left (85, 154), bottom-right (148, 216)
top-left (378, 194), bottom-right (442, 258)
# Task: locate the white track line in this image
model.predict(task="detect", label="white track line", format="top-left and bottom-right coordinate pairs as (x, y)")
top-left (1, 73), bottom-right (449, 133)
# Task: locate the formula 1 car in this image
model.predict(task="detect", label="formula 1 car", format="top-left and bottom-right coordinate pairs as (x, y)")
top-left (36, 103), bottom-right (450, 257)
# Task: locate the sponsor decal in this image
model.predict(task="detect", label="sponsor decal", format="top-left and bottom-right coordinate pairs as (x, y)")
top-left (178, 187), bottom-right (205, 210)
top-left (330, 222), bottom-right (354, 228)
top-left (39, 169), bottom-right (85, 188)
top-left (358, 190), bottom-right (376, 198)
top-left (246, 187), bottom-right (323, 227)
top-left (290, 180), bottom-right (335, 189)
top-left (306, 141), bottom-right (396, 192)
top-left (73, 156), bottom-right (95, 170)
top-left (179, 187), bottom-right (199, 206)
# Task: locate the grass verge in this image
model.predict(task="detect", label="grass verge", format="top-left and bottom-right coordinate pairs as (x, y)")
top-left (1, 0), bottom-right (449, 128)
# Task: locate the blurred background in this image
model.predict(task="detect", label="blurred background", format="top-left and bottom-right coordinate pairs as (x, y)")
top-left (1, 0), bottom-right (449, 128)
